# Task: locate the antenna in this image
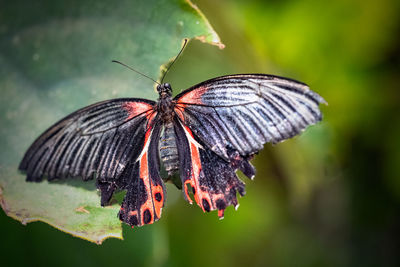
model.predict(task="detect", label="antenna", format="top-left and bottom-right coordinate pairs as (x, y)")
top-left (160, 39), bottom-right (188, 84)
top-left (112, 60), bottom-right (160, 85)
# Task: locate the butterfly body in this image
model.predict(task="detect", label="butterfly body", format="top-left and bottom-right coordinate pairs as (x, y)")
top-left (159, 121), bottom-right (180, 176)
top-left (19, 73), bottom-right (326, 227)
top-left (156, 82), bottom-right (175, 123)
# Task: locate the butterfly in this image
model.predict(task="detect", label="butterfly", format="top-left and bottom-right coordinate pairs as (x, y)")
top-left (19, 51), bottom-right (326, 227)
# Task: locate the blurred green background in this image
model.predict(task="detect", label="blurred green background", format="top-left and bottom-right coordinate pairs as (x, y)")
top-left (1, 0), bottom-right (400, 266)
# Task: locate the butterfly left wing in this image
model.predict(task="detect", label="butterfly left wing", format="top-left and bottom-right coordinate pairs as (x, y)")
top-left (19, 98), bottom-right (166, 227)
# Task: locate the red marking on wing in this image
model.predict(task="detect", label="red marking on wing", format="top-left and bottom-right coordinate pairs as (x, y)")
top-left (152, 185), bottom-right (164, 219)
top-left (218, 209), bottom-right (224, 218)
top-left (128, 211), bottom-right (137, 216)
top-left (174, 86), bottom-right (207, 123)
top-left (145, 110), bottom-right (157, 128)
top-left (139, 130), bottom-right (154, 225)
top-left (183, 180), bottom-right (193, 204)
top-left (176, 86), bottom-right (207, 106)
top-left (174, 106), bottom-right (185, 122)
top-left (137, 127), bottom-right (163, 225)
top-left (181, 125), bottom-right (213, 212)
top-left (122, 101), bottom-right (154, 121)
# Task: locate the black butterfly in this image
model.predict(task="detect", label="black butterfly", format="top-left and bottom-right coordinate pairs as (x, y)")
top-left (19, 63), bottom-right (326, 227)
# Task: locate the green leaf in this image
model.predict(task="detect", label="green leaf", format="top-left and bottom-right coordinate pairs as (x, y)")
top-left (0, 0), bottom-right (223, 244)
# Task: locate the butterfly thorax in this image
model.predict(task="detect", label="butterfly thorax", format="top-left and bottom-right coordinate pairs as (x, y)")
top-left (157, 83), bottom-right (175, 124)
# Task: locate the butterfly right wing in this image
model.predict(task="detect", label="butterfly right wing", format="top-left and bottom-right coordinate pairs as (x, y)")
top-left (174, 74), bottom-right (326, 160)
top-left (19, 98), bottom-right (166, 226)
top-left (172, 74), bottom-right (326, 217)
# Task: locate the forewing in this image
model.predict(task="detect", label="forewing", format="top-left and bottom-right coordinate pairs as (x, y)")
top-left (19, 98), bottom-right (156, 182)
top-left (174, 74), bottom-right (326, 159)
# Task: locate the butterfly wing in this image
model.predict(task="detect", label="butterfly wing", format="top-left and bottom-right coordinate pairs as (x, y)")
top-left (174, 74), bottom-right (326, 160)
top-left (173, 74), bottom-right (326, 215)
top-left (19, 98), bottom-right (165, 226)
top-left (116, 119), bottom-right (165, 226)
top-left (173, 116), bottom-right (247, 218)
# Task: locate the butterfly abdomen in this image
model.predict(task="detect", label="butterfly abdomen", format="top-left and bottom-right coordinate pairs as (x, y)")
top-left (160, 122), bottom-right (179, 176)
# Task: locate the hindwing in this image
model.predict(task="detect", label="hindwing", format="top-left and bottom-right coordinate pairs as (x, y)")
top-left (117, 120), bottom-right (166, 226)
top-left (173, 116), bottom-right (253, 217)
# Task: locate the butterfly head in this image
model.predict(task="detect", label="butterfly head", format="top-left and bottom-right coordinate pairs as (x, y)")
top-left (157, 83), bottom-right (172, 98)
